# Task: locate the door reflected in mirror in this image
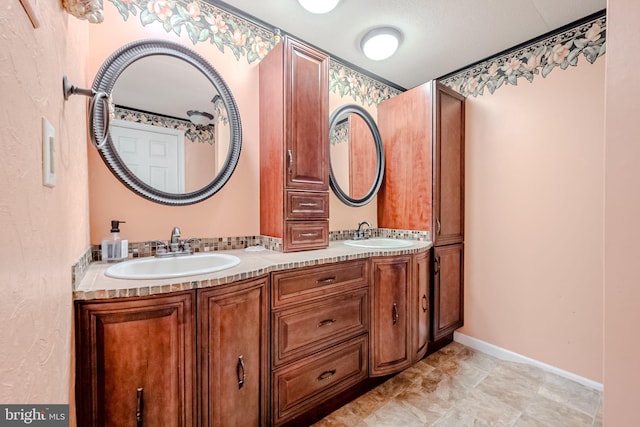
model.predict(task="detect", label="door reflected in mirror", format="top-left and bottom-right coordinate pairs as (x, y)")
top-left (329, 105), bottom-right (384, 207)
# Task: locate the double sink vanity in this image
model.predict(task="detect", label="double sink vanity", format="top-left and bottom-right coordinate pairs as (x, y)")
top-left (74, 238), bottom-right (433, 426)
top-left (72, 21), bottom-right (464, 426)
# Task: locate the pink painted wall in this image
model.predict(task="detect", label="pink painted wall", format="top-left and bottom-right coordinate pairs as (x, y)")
top-left (86, 4), bottom-right (383, 242)
top-left (88, 5), bottom-right (260, 243)
top-left (462, 59), bottom-right (605, 382)
top-left (603, 0), bottom-right (640, 422)
top-left (0, 0), bottom-right (90, 410)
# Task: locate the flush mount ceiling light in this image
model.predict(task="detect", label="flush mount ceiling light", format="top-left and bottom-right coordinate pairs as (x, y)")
top-left (361, 27), bottom-right (402, 61)
top-left (187, 110), bottom-right (214, 126)
top-left (297, 0), bottom-right (340, 14)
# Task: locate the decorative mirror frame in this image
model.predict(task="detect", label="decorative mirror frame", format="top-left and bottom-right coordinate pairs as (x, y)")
top-left (329, 104), bottom-right (385, 207)
top-left (91, 39), bottom-right (242, 206)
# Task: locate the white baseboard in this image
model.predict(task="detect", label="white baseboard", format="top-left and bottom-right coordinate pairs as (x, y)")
top-left (453, 331), bottom-right (603, 391)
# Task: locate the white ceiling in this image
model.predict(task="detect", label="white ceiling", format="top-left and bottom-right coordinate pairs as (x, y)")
top-left (216, 0), bottom-right (606, 89)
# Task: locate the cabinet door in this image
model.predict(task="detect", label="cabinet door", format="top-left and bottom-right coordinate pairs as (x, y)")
top-left (285, 38), bottom-right (329, 190)
top-left (433, 82), bottom-right (465, 246)
top-left (370, 256), bottom-right (412, 376)
top-left (412, 251), bottom-right (431, 362)
top-left (75, 292), bottom-right (195, 427)
top-left (199, 276), bottom-right (269, 427)
top-left (432, 244), bottom-right (464, 340)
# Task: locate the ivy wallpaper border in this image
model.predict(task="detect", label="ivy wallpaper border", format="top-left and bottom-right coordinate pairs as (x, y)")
top-left (106, 0), bottom-right (400, 104)
top-left (440, 11), bottom-right (606, 97)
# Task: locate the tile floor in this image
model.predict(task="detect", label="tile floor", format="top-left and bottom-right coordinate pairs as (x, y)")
top-left (313, 342), bottom-right (602, 426)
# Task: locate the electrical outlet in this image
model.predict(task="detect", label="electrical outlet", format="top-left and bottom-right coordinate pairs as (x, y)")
top-left (42, 117), bottom-right (56, 187)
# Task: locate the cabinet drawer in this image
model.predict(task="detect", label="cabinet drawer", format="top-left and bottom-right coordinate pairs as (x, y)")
top-left (272, 335), bottom-right (368, 425)
top-left (286, 190), bottom-right (329, 220)
top-left (273, 289), bottom-right (368, 367)
top-left (272, 259), bottom-right (368, 308)
top-left (283, 220), bottom-right (329, 252)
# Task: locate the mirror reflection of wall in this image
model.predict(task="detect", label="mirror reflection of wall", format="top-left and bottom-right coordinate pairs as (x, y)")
top-left (330, 114), bottom-right (377, 200)
top-left (329, 104), bottom-right (384, 208)
top-left (110, 54), bottom-right (229, 194)
top-left (90, 39), bottom-right (242, 206)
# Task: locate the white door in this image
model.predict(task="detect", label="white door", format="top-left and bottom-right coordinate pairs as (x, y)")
top-left (110, 120), bottom-right (185, 193)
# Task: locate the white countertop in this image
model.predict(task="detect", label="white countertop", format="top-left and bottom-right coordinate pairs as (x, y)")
top-left (74, 240), bottom-right (432, 301)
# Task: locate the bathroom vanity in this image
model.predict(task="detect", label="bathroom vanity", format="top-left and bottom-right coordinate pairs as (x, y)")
top-left (73, 241), bottom-right (433, 426)
top-left (73, 33), bottom-right (464, 426)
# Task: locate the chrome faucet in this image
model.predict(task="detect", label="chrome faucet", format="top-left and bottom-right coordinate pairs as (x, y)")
top-left (354, 221), bottom-right (372, 240)
top-left (170, 226), bottom-right (181, 243)
top-left (169, 226), bottom-right (181, 252)
top-left (149, 226), bottom-right (199, 257)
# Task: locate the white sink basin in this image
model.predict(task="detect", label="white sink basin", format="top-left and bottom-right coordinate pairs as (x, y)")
top-left (105, 253), bottom-right (241, 280)
top-left (343, 238), bottom-right (414, 249)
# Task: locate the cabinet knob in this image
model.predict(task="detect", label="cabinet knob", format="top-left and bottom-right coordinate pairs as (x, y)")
top-left (237, 355), bottom-right (246, 389)
top-left (136, 388), bottom-right (144, 427)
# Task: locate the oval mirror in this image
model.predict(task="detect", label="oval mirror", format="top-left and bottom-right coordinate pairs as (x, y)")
top-left (329, 104), bottom-right (384, 207)
top-left (91, 39), bottom-right (242, 205)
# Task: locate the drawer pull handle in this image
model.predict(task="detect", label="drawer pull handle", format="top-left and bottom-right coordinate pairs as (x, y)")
top-left (287, 149), bottom-right (293, 175)
top-left (318, 318), bottom-right (336, 327)
top-left (422, 294), bottom-right (428, 313)
top-left (317, 369), bottom-right (336, 381)
top-left (434, 256), bottom-right (440, 275)
top-left (136, 388), bottom-right (144, 427)
top-left (299, 203), bottom-right (319, 207)
top-left (436, 218), bottom-right (441, 235)
top-left (392, 303), bottom-right (399, 325)
top-left (300, 232), bottom-right (319, 237)
top-left (237, 355), bottom-right (246, 389)
top-left (316, 276), bottom-right (336, 284)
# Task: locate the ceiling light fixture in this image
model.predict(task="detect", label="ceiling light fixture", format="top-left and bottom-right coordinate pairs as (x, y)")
top-left (361, 27), bottom-right (402, 61)
top-left (187, 110), bottom-right (213, 126)
top-left (297, 0), bottom-right (340, 14)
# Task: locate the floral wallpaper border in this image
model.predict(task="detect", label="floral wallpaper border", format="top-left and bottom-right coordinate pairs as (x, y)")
top-left (330, 59), bottom-right (401, 106)
top-left (107, 0), bottom-right (400, 104)
top-left (440, 12), bottom-right (606, 97)
top-left (115, 106), bottom-right (217, 145)
top-left (329, 118), bottom-right (349, 146)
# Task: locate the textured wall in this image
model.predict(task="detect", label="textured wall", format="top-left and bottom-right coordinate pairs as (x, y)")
top-left (462, 58), bottom-right (605, 382)
top-left (0, 0), bottom-right (89, 407)
top-left (603, 0), bottom-right (640, 422)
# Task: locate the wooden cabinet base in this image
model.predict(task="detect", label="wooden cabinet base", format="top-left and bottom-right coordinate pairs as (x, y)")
top-left (272, 335), bottom-right (369, 426)
top-left (75, 292), bottom-right (196, 427)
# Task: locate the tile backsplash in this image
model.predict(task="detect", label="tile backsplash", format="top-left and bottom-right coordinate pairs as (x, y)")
top-left (72, 229), bottom-right (431, 287)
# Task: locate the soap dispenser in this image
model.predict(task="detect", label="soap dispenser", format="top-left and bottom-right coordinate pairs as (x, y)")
top-left (101, 220), bottom-right (128, 262)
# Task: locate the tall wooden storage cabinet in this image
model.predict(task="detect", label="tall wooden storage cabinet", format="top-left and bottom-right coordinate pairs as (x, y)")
top-left (259, 36), bottom-right (330, 252)
top-left (378, 80), bottom-right (465, 344)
